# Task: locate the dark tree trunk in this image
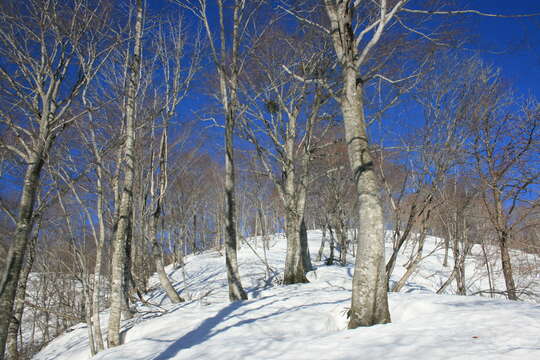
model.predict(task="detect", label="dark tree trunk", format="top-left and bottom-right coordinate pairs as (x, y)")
top-left (300, 218), bottom-right (312, 272)
top-left (6, 228), bottom-right (38, 360)
top-left (499, 231), bottom-right (517, 300)
top-left (0, 155), bottom-right (44, 359)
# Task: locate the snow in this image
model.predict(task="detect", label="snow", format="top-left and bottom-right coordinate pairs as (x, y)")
top-left (33, 232), bottom-right (540, 360)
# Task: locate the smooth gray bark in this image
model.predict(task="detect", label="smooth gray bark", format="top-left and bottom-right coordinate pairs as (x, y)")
top-left (108, 0), bottom-right (143, 347)
top-left (343, 85), bottom-right (391, 327)
top-left (324, 0), bottom-right (392, 328)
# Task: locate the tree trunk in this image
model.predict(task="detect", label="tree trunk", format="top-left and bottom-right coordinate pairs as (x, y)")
top-left (224, 111), bottom-right (247, 301)
top-left (437, 238), bottom-right (472, 295)
top-left (386, 224), bottom-right (415, 281)
top-left (213, 0), bottom-right (248, 302)
top-left (6, 228), bottom-right (38, 360)
top-left (452, 235), bottom-right (466, 295)
top-left (0, 155), bottom-right (44, 359)
top-left (283, 212), bottom-right (308, 284)
top-left (499, 231), bottom-right (517, 300)
top-left (122, 218), bottom-right (135, 321)
top-left (342, 71), bottom-right (390, 328)
top-left (327, 225), bottom-right (336, 266)
top-left (481, 240), bottom-right (494, 298)
top-left (108, 0), bottom-right (143, 347)
top-left (316, 226), bottom-right (327, 262)
top-left (392, 233), bottom-right (426, 292)
top-left (149, 214), bottom-right (184, 303)
top-left (91, 247), bottom-right (104, 352)
top-left (437, 266), bottom-right (457, 295)
top-left (334, 217), bottom-right (347, 265)
top-left (300, 217), bottom-right (312, 272)
top-left (83, 277), bottom-right (96, 357)
top-left (91, 159), bottom-right (105, 352)
top-left (443, 236), bottom-right (450, 267)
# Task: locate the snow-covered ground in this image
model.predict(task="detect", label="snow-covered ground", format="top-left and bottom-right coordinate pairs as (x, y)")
top-left (34, 232), bottom-right (540, 360)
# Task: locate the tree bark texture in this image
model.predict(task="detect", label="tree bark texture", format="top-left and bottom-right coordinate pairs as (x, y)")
top-left (342, 72), bottom-right (390, 328)
top-left (324, 0), bottom-right (391, 328)
top-left (5, 228), bottom-right (38, 360)
top-left (0, 154), bottom-right (45, 359)
top-left (108, 0), bottom-right (143, 347)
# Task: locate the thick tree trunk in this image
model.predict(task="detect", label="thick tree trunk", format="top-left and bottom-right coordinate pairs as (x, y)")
top-left (282, 139), bottom-right (311, 284)
top-left (282, 154), bottom-right (310, 284)
top-left (213, 0), bottom-right (248, 302)
top-left (6, 229), bottom-right (37, 360)
top-left (342, 71), bottom-right (390, 328)
top-left (283, 212), bottom-right (308, 284)
top-left (0, 155), bottom-right (44, 359)
top-left (108, 0), bottom-right (143, 347)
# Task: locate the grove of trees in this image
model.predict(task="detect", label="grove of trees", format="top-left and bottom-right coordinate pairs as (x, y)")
top-left (0, 0), bottom-right (538, 358)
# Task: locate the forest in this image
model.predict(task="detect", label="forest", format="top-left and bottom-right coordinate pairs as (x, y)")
top-left (0, 0), bottom-right (539, 359)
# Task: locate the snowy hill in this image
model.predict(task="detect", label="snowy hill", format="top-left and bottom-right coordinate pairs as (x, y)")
top-left (34, 232), bottom-right (540, 360)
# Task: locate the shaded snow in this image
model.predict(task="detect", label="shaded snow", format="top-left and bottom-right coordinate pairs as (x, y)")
top-left (33, 231), bottom-right (540, 360)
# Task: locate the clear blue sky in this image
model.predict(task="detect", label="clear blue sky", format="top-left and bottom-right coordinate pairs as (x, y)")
top-left (463, 0), bottom-right (540, 97)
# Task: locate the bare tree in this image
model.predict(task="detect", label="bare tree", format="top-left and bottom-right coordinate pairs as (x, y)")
top-left (282, 0), bottom-right (539, 328)
top-left (466, 67), bottom-right (539, 300)
top-left (320, 0), bottom-right (408, 328)
top-left (143, 13), bottom-right (200, 305)
top-left (175, 0), bottom-right (268, 301)
top-left (5, 218), bottom-right (40, 360)
top-left (0, 0), bottom-right (112, 356)
top-left (239, 27), bottom-right (332, 284)
top-left (108, 0), bottom-right (144, 347)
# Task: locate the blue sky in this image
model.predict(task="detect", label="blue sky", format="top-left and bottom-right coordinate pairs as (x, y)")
top-left (2, 0), bottom-right (539, 199)
top-left (464, 0), bottom-right (540, 97)
top-left (151, 0), bottom-right (540, 96)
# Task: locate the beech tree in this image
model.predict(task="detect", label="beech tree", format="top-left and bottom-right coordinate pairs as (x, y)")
top-left (281, 0), bottom-right (540, 328)
top-left (240, 27), bottom-right (333, 284)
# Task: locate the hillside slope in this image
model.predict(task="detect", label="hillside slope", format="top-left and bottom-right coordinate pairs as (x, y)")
top-left (34, 232), bottom-right (540, 360)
